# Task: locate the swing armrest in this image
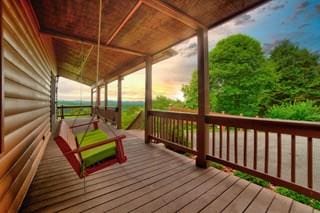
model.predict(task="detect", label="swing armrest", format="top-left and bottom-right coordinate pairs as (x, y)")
top-left (72, 135), bottom-right (126, 153)
top-left (70, 120), bottom-right (99, 129)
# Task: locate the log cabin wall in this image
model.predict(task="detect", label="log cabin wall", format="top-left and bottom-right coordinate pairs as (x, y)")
top-left (0, 0), bottom-right (56, 211)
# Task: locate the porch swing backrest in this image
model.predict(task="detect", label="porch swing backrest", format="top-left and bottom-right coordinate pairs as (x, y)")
top-left (55, 120), bottom-right (82, 176)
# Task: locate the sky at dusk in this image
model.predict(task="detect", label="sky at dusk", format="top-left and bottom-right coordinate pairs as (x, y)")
top-left (58, 0), bottom-right (320, 102)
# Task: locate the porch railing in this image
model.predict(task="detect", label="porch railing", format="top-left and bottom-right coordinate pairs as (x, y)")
top-left (57, 105), bottom-right (92, 119)
top-left (149, 110), bottom-right (198, 155)
top-left (99, 107), bottom-right (118, 125)
top-left (148, 110), bottom-right (320, 199)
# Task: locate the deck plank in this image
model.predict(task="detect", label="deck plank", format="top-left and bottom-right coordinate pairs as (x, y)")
top-left (152, 172), bottom-right (230, 213)
top-left (73, 166), bottom-right (209, 212)
top-left (244, 188), bottom-right (276, 213)
top-left (178, 175), bottom-right (240, 213)
top-left (20, 121), bottom-right (315, 213)
top-left (24, 156), bottom-right (192, 211)
top-left (290, 201), bottom-right (313, 213)
top-left (222, 183), bottom-right (262, 213)
top-left (103, 168), bottom-right (217, 213)
top-left (267, 194), bottom-right (293, 213)
top-left (200, 179), bottom-right (250, 213)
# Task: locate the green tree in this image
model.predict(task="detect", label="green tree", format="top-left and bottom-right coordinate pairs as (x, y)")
top-left (269, 40), bottom-right (320, 104)
top-left (152, 95), bottom-right (183, 110)
top-left (183, 34), bottom-right (276, 116)
top-left (182, 71), bottom-right (198, 109)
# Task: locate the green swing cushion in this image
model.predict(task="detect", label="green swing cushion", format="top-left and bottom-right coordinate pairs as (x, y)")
top-left (76, 129), bottom-right (116, 167)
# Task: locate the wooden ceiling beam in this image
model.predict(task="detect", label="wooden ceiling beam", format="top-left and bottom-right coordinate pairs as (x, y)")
top-left (141, 0), bottom-right (206, 30)
top-left (106, 0), bottom-right (142, 45)
top-left (40, 28), bottom-right (146, 57)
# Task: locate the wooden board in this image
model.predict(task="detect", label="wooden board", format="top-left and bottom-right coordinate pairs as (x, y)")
top-left (0, 0), bottom-right (55, 211)
top-left (21, 121), bottom-right (314, 213)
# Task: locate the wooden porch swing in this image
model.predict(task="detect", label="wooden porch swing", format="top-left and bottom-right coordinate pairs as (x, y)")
top-left (54, 0), bottom-right (127, 178)
top-left (55, 120), bottom-right (127, 178)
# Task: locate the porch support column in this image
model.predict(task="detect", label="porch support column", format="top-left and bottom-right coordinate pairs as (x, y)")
top-left (90, 88), bottom-right (93, 116)
top-left (144, 56), bottom-right (152, 144)
top-left (196, 28), bottom-right (209, 168)
top-left (117, 77), bottom-right (122, 129)
top-left (104, 82), bottom-right (108, 121)
top-left (97, 86), bottom-right (101, 107)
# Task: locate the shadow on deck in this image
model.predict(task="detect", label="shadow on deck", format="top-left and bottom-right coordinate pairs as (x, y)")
top-left (21, 119), bottom-right (314, 213)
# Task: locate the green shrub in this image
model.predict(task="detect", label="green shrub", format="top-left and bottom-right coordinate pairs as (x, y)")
top-left (234, 171), bottom-right (270, 187)
top-left (122, 106), bottom-right (143, 129)
top-left (266, 101), bottom-right (320, 121)
top-left (209, 162), bottom-right (224, 170)
top-left (276, 187), bottom-right (320, 210)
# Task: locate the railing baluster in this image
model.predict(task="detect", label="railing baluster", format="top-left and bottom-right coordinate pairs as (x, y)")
top-left (291, 135), bottom-right (296, 182)
top-left (277, 133), bottom-right (282, 178)
top-left (212, 124), bottom-right (215, 156)
top-left (154, 116), bottom-right (156, 138)
top-left (167, 118), bottom-right (170, 141)
top-left (174, 119), bottom-right (177, 143)
top-left (159, 116), bottom-right (162, 139)
top-left (168, 118), bottom-right (172, 141)
top-left (219, 125), bottom-right (223, 158)
top-left (253, 129), bottom-right (257, 170)
top-left (186, 120), bottom-right (189, 148)
top-left (177, 119), bottom-right (180, 144)
top-left (234, 127), bottom-right (238, 163)
top-left (265, 131), bottom-right (269, 173)
top-left (150, 115), bottom-right (153, 138)
top-left (191, 121), bottom-right (194, 149)
top-left (163, 117), bottom-right (166, 140)
top-left (181, 119), bottom-right (184, 146)
top-left (161, 117), bottom-right (164, 139)
top-left (157, 116), bottom-right (160, 138)
top-left (226, 126), bottom-right (230, 161)
top-left (308, 137), bottom-right (313, 188)
top-left (244, 129), bottom-right (247, 167)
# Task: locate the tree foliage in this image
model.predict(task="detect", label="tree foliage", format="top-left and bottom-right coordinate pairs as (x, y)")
top-left (270, 40), bottom-right (320, 104)
top-left (266, 101), bottom-right (320, 121)
top-left (183, 34), bottom-right (276, 116)
top-left (182, 35), bottom-right (320, 118)
top-left (152, 95), bottom-right (184, 110)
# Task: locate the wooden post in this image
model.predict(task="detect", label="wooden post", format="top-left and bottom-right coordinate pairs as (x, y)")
top-left (145, 56), bottom-right (152, 144)
top-left (97, 86), bottom-right (101, 107)
top-left (196, 28), bottom-right (209, 168)
top-left (0, 0), bottom-right (4, 153)
top-left (61, 105), bottom-right (64, 119)
top-left (104, 82), bottom-right (108, 121)
top-left (117, 77), bottom-right (122, 129)
top-left (90, 88), bottom-right (93, 116)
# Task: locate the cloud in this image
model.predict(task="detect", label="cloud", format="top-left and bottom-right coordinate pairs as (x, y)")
top-left (298, 23), bottom-right (309, 29)
top-left (270, 3), bottom-right (286, 10)
top-left (234, 14), bottom-right (255, 26)
top-left (58, 77), bottom-right (91, 101)
top-left (176, 42), bottom-right (197, 58)
top-left (290, 1), bottom-right (310, 19)
top-left (297, 1), bottom-right (309, 10)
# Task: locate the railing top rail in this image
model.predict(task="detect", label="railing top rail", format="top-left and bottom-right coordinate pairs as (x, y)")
top-left (149, 110), bottom-right (198, 121)
top-left (206, 113), bottom-right (320, 138)
top-left (57, 105), bottom-right (92, 109)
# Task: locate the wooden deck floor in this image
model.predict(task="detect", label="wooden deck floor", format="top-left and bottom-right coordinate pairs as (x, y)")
top-left (21, 122), bottom-right (316, 213)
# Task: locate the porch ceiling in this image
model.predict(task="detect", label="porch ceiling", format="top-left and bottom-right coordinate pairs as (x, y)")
top-left (29, 0), bottom-right (267, 86)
